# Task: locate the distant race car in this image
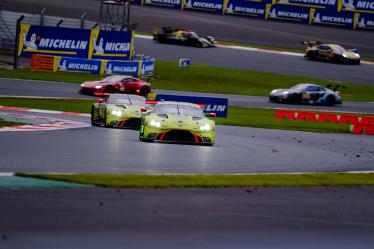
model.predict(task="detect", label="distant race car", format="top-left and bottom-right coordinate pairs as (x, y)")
top-left (303, 41), bottom-right (360, 65)
top-left (153, 27), bottom-right (217, 48)
top-left (91, 94), bottom-right (150, 129)
top-left (269, 83), bottom-right (343, 106)
top-left (139, 101), bottom-right (216, 145)
top-left (80, 75), bottom-right (151, 96)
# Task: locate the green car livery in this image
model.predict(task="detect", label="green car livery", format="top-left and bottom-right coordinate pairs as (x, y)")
top-left (91, 94), bottom-right (148, 129)
top-left (139, 101), bottom-right (216, 145)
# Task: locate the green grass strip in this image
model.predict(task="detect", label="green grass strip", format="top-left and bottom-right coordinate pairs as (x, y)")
top-left (1, 61), bottom-right (374, 102)
top-left (16, 173), bottom-right (374, 188)
top-left (0, 97), bottom-right (353, 133)
top-left (0, 118), bottom-right (25, 128)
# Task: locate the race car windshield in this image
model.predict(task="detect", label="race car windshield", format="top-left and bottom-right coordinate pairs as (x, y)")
top-left (108, 98), bottom-right (145, 105)
top-left (154, 104), bottom-right (204, 117)
top-left (331, 46), bottom-right (345, 54)
top-left (290, 84), bottom-right (309, 91)
top-left (102, 76), bottom-right (124, 83)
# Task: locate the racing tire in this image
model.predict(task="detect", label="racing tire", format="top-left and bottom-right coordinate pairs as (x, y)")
top-left (140, 87), bottom-right (150, 97)
top-left (139, 136), bottom-right (154, 142)
top-left (288, 93), bottom-right (301, 104)
top-left (306, 51), bottom-right (316, 60)
top-left (104, 85), bottom-right (114, 94)
top-left (91, 107), bottom-right (98, 126)
top-left (326, 95), bottom-right (336, 106)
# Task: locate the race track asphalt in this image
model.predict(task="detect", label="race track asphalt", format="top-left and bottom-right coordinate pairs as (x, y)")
top-left (1, 110), bottom-right (374, 174)
top-left (2, 0), bottom-right (374, 57)
top-left (1, 78), bottom-right (374, 114)
top-left (1, 187), bottom-right (374, 249)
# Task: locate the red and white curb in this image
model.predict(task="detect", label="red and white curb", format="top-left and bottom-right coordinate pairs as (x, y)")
top-left (0, 106), bottom-right (90, 132)
top-left (134, 34), bottom-right (374, 65)
top-left (0, 106), bottom-right (90, 117)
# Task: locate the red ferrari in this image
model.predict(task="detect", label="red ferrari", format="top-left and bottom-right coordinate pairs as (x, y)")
top-left (80, 75), bottom-right (151, 96)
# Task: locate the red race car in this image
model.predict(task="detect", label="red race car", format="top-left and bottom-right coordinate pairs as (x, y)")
top-left (80, 75), bottom-right (151, 96)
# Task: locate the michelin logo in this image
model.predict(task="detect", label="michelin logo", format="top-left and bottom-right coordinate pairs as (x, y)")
top-left (225, 3), bottom-right (265, 15)
top-left (106, 62), bottom-right (138, 74)
top-left (185, 0), bottom-right (222, 9)
top-left (58, 59), bottom-right (67, 71)
top-left (93, 36), bottom-right (130, 54)
top-left (205, 105), bottom-right (226, 112)
top-left (277, 0), bottom-right (336, 5)
top-left (22, 32), bottom-right (38, 50)
top-left (145, 0), bottom-right (181, 4)
top-left (58, 59), bottom-right (99, 72)
top-left (269, 8), bottom-right (308, 19)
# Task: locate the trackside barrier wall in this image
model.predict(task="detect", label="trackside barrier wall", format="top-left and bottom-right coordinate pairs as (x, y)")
top-left (31, 54), bottom-right (155, 76)
top-left (151, 94), bottom-right (229, 117)
top-left (275, 109), bottom-right (374, 135)
top-left (136, 0), bottom-right (374, 31)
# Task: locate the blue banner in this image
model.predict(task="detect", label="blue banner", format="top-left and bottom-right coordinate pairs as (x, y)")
top-left (265, 3), bottom-right (310, 23)
top-left (141, 59), bottom-right (155, 75)
top-left (54, 57), bottom-right (102, 74)
top-left (18, 24), bottom-right (90, 58)
top-left (355, 12), bottom-right (374, 29)
top-left (224, 1), bottom-right (266, 18)
top-left (183, 0), bottom-right (224, 13)
top-left (89, 29), bottom-right (133, 60)
top-left (309, 7), bottom-right (355, 27)
top-left (338, 0), bottom-right (374, 13)
top-left (142, 0), bottom-right (182, 9)
top-left (273, 0), bottom-right (338, 10)
top-left (154, 94), bottom-right (228, 117)
top-left (104, 60), bottom-right (140, 76)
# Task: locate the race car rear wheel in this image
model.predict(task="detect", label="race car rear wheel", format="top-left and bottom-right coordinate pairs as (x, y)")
top-left (140, 87), bottom-right (150, 97)
top-left (91, 107), bottom-right (98, 126)
top-left (326, 95), bottom-right (336, 106)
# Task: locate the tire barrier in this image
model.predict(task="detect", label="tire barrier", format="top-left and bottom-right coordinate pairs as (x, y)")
top-left (275, 109), bottom-right (374, 135)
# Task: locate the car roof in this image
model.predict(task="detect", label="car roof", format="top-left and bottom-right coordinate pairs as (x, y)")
top-left (292, 83), bottom-right (323, 88)
top-left (156, 101), bottom-right (200, 108)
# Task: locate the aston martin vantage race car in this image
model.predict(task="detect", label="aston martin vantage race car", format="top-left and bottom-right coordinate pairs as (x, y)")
top-left (303, 41), bottom-right (360, 64)
top-left (139, 101), bottom-right (216, 145)
top-left (153, 27), bottom-right (217, 48)
top-left (91, 94), bottom-right (150, 129)
top-left (80, 75), bottom-right (151, 96)
top-left (269, 83), bottom-right (343, 106)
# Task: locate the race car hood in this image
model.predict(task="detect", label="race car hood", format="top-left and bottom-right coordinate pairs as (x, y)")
top-left (81, 81), bottom-right (108, 88)
top-left (107, 104), bottom-right (143, 118)
top-left (342, 51), bottom-right (360, 59)
top-left (147, 113), bottom-right (214, 130)
top-left (269, 89), bottom-right (290, 96)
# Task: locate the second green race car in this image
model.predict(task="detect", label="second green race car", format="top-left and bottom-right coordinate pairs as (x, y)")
top-left (139, 101), bottom-right (216, 145)
top-left (91, 94), bottom-right (149, 129)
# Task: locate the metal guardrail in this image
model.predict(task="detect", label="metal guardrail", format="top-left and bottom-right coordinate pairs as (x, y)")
top-left (0, 10), bottom-right (96, 49)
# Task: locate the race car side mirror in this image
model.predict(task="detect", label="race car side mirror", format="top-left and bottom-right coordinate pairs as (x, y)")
top-left (207, 113), bottom-right (216, 118)
top-left (97, 98), bottom-right (104, 103)
top-left (140, 107), bottom-right (147, 112)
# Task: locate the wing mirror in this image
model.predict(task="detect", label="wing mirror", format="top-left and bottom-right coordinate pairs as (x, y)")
top-left (97, 98), bottom-right (104, 103)
top-left (140, 107), bottom-right (148, 112)
top-left (207, 113), bottom-right (216, 118)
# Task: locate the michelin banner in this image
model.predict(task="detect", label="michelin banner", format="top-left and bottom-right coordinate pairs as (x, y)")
top-left (142, 0), bottom-right (182, 9)
top-left (354, 12), bottom-right (374, 29)
top-left (183, 0), bottom-right (224, 13)
top-left (224, 0), bottom-right (266, 18)
top-left (154, 94), bottom-right (228, 117)
top-left (309, 7), bottom-right (355, 27)
top-left (18, 24), bottom-right (133, 59)
top-left (89, 29), bottom-right (133, 60)
top-left (265, 3), bottom-right (310, 23)
top-left (18, 24), bottom-right (90, 58)
top-left (53, 57), bottom-right (155, 76)
top-left (338, 0), bottom-right (374, 13)
top-left (54, 57), bottom-right (102, 74)
top-left (272, 0), bottom-right (338, 10)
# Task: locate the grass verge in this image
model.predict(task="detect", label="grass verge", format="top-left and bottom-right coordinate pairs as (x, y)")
top-left (0, 118), bottom-right (25, 128)
top-left (1, 62), bottom-right (374, 102)
top-left (0, 97), bottom-right (353, 133)
top-left (16, 173), bottom-right (374, 188)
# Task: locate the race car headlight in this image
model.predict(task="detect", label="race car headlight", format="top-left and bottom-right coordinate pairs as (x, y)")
top-left (111, 110), bottom-right (122, 117)
top-left (342, 53), bottom-right (348, 58)
top-left (95, 85), bottom-right (103, 89)
top-left (80, 83), bottom-right (85, 87)
top-left (149, 120), bottom-right (161, 128)
top-left (200, 124), bottom-right (211, 131)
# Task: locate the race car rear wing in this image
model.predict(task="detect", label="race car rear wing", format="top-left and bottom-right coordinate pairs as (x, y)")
top-left (302, 41), bottom-right (322, 47)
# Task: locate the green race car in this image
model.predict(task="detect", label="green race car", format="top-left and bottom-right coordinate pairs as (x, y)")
top-left (91, 94), bottom-right (149, 129)
top-left (139, 101), bottom-right (216, 145)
